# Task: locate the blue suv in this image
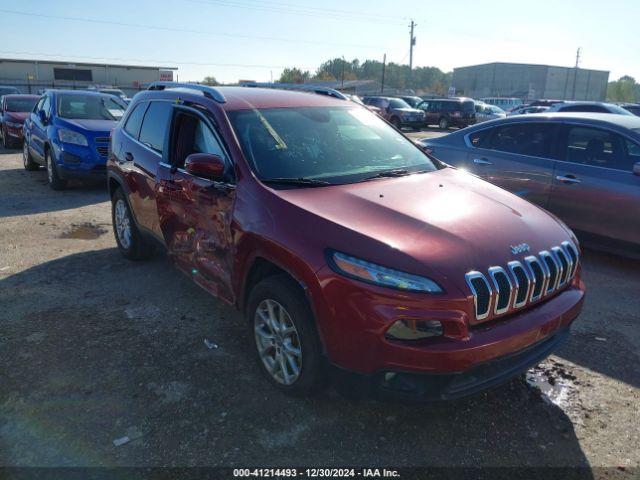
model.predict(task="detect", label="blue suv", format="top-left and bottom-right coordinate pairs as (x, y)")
top-left (22, 90), bottom-right (126, 189)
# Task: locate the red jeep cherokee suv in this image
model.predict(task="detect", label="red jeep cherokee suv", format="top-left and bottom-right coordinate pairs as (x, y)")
top-left (107, 83), bottom-right (585, 400)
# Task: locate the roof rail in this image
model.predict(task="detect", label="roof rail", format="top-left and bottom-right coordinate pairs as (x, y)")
top-left (241, 83), bottom-right (348, 101)
top-left (147, 81), bottom-right (226, 103)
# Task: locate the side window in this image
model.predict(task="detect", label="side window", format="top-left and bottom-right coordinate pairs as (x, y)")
top-left (561, 105), bottom-right (607, 113)
top-left (623, 139), bottom-right (640, 171)
top-left (124, 102), bottom-right (148, 139)
top-left (488, 123), bottom-right (555, 158)
top-left (138, 101), bottom-right (173, 154)
top-left (171, 111), bottom-right (226, 169)
top-left (564, 126), bottom-right (624, 169)
top-left (469, 128), bottom-right (493, 148)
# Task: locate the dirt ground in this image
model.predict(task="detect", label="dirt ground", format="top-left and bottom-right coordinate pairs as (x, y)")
top-left (0, 142), bottom-right (638, 476)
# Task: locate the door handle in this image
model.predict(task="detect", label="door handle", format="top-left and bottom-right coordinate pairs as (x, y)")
top-left (555, 174), bottom-right (581, 184)
top-left (473, 158), bottom-right (492, 165)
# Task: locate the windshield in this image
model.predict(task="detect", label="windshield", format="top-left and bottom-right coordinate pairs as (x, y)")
top-left (488, 105), bottom-right (505, 114)
top-left (388, 98), bottom-right (411, 109)
top-left (6, 97), bottom-right (39, 112)
top-left (229, 106), bottom-right (437, 184)
top-left (402, 97), bottom-right (422, 107)
top-left (57, 94), bottom-right (126, 120)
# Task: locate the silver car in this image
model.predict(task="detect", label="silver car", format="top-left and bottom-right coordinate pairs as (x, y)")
top-left (420, 113), bottom-right (640, 256)
top-left (475, 102), bottom-right (506, 123)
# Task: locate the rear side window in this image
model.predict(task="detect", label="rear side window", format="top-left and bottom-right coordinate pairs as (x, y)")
top-left (124, 102), bottom-right (148, 139)
top-left (563, 126), bottom-right (627, 170)
top-left (487, 123), bottom-right (556, 158)
top-left (139, 101), bottom-right (173, 154)
top-left (469, 128), bottom-right (493, 148)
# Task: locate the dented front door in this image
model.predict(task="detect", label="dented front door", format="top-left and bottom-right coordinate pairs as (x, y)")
top-left (156, 163), bottom-right (236, 303)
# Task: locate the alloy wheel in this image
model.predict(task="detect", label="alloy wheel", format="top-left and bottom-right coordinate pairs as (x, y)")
top-left (254, 299), bottom-right (302, 385)
top-left (114, 199), bottom-right (132, 250)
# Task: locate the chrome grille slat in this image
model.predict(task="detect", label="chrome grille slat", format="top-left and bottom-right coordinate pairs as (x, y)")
top-left (508, 261), bottom-right (531, 309)
top-left (467, 241), bottom-right (579, 322)
top-left (488, 266), bottom-right (513, 315)
top-left (465, 271), bottom-right (492, 321)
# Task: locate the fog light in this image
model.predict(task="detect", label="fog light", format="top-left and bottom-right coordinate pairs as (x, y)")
top-left (386, 319), bottom-right (443, 340)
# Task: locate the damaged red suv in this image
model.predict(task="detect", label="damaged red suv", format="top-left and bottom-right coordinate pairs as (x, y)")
top-left (107, 83), bottom-right (585, 400)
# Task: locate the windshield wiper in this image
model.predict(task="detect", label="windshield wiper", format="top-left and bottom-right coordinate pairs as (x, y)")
top-left (261, 177), bottom-right (332, 187)
top-left (361, 169), bottom-right (410, 181)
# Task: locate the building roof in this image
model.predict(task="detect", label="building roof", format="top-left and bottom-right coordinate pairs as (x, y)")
top-left (0, 57), bottom-right (177, 71)
top-left (453, 61), bottom-right (609, 74)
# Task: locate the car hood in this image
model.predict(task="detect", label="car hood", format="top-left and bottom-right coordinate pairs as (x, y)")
top-left (5, 112), bottom-right (29, 122)
top-left (57, 118), bottom-right (118, 133)
top-left (272, 168), bottom-right (573, 287)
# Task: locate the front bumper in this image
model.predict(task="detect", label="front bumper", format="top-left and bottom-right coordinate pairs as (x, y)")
top-left (5, 124), bottom-right (24, 139)
top-left (313, 265), bottom-right (584, 380)
top-left (52, 141), bottom-right (107, 180)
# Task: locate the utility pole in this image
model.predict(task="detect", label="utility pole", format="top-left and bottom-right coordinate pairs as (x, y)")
top-left (571, 47), bottom-right (581, 100)
top-left (381, 53), bottom-right (386, 93)
top-left (408, 19), bottom-right (416, 91)
top-left (341, 55), bottom-right (345, 89)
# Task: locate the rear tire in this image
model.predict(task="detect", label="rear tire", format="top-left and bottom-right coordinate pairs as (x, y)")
top-left (111, 188), bottom-right (153, 261)
top-left (23, 140), bottom-right (39, 171)
top-left (45, 148), bottom-right (67, 190)
top-left (247, 274), bottom-right (325, 396)
top-left (438, 117), bottom-right (449, 130)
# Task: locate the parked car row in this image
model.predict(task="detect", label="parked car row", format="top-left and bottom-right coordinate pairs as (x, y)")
top-left (3, 82), bottom-right (589, 400)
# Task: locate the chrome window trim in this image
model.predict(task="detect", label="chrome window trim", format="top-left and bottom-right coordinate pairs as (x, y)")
top-left (488, 266), bottom-right (514, 315)
top-left (507, 260), bottom-right (532, 309)
top-left (539, 250), bottom-right (559, 295)
top-left (561, 241), bottom-right (579, 279)
top-left (551, 246), bottom-right (569, 287)
top-left (465, 271), bottom-right (492, 321)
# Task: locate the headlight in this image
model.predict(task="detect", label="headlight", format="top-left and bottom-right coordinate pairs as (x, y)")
top-left (6, 121), bottom-right (22, 128)
top-left (329, 251), bottom-right (443, 293)
top-left (58, 128), bottom-right (88, 146)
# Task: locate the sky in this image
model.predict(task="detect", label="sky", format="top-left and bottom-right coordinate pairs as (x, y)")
top-left (0, 0), bottom-right (638, 84)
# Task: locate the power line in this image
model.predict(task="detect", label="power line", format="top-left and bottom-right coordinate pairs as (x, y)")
top-left (0, 9), bottom-right (386, 49)
top-left (0, 50), bottom-right (317, 70)
top-left (184, 0), bottom-right (406, 26)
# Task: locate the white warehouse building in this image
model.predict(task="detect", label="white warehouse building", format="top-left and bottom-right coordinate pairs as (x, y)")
top-left (0, 58), bottom-right (177, 96)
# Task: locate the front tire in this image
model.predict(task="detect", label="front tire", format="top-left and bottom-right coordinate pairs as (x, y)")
top-left (23, 140), bottom-right (39, 171)
top-left (247, 274), bottom-right (324, 396)
top-left (111, 188), bottom-right (153, 261)
top-left (45, 148), bottom-right (67, 190)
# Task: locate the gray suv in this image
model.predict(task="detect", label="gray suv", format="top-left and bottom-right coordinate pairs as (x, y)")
top-left (362, 96), bottom-right (425, 130)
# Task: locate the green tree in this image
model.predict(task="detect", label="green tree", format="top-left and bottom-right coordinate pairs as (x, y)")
top-left (202, 76), bottom-right (220, 86)
top-left (607, 76), bottom-right (638, 102)
top-left (278, 68), bottom-right (310, 84)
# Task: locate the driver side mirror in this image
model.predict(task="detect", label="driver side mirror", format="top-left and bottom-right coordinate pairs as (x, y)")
top-left (38, 110), bottom-right (48, 125)
top-left (634, 162), bottom-right (640, 176)
top-left (184, 153), bottom-right (225, 181)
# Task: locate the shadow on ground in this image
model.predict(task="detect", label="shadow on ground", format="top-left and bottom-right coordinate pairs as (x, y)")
top-left (555, 249), bottom-right (640, 389)
top-left (0, 164), bottom-right (108, 218)
top-left (0, 249), bottom-right (592, 470)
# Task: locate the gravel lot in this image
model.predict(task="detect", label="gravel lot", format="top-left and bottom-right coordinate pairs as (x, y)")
top-left (0, 140), bottom-right (638, 475)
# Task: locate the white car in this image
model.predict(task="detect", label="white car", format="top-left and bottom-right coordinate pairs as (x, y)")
top-left (474, 102), bottom-right (506, 123)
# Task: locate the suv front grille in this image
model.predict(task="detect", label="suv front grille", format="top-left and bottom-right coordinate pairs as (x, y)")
top-left (466, 241), bottom-right (579, 321)
top-left (96, 146), bottom-right (109, 156)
